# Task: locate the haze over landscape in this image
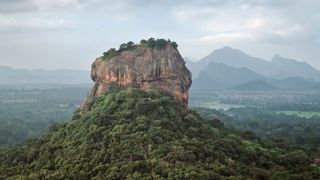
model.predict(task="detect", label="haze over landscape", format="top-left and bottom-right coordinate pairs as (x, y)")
top-left (1, 0), bottom-right (320, 179)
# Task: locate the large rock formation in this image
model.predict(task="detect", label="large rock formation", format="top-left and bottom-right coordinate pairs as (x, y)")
top-left (81, 42), bottom-right (192, 111)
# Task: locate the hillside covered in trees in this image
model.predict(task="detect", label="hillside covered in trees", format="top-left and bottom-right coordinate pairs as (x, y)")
top-left (0, 89), bottom-right (319, 179)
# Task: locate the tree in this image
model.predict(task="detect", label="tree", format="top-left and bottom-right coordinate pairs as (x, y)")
top-left (127, 41), bottom-right (135, 48)
top-left (140, 39), bottom-right (147, 44)
top-left (171, 41), bottom-right (178, 49)
top-left (103, 48), bottom-right (116, 56)
top-left (119, 43), bottom-right (127, 50)
top-left (147, 38), bottom-right (156, 48)
top-left (103, 48), bottom-right (117, 60)
top-left (155, 39), bottom-right (167, 49)
top-left (208, 119), bottom-right (224, 129)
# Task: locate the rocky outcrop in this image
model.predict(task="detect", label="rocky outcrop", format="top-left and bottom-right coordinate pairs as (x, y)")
top-left (81, 45), bottom-right (192, 111)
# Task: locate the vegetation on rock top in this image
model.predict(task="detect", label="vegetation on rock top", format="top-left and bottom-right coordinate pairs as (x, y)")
top-left (101, 38), bottom-right (179, 60)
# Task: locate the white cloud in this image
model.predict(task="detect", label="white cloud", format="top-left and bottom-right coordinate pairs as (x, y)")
top-left (0, 15), bottom-right (75, 30)
top-left (31, 0), bottom-right (83, 11)
top-left (0, 0), bottom-right (90, 14)
top-left (173, 6), bottom-right (218, 22)
top-left (273, 24), bottom-right (304, 37)
top-left (193, 32), bottom-right (253, 43)
top-left (172, 1), bottom-right (314, 45)
top-left (0, 0), bottom-right (320, 69)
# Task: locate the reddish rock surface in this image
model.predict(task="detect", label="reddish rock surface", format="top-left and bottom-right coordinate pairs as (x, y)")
top-left (81, 46), bottom-right (192, 111)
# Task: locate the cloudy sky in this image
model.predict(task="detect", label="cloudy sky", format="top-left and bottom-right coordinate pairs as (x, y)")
top-left (0, 0), bottom-right (319, 70)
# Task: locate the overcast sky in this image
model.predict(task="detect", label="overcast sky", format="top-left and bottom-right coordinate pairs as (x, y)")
top-left (0, 0), bottom-right (319, 70)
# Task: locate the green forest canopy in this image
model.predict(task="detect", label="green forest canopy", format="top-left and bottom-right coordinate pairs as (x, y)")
top-left (0, 88), bottom-right (319, 179)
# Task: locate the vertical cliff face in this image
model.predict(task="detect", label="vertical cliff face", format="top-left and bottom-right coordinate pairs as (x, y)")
top-left (81, 44), bottom-right (192, 111)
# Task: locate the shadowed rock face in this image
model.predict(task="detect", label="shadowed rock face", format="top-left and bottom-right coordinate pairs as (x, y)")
top-left (81, 46), bottom-right (192, 111)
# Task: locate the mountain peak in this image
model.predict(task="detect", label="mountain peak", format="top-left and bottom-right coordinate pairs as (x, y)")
top-left (272, 54), bottom-right (291, 62)
top-left (197, 46), bottom-right (269, 76)
top-left (272, 54), bottom-right (306, 64)
top-left (81, 39), bottom-right (192, 110)
top-left (272, 54), bottom-right (282, 60)
top-left (221, 46), bottom-right (234, 50)
top-left (214, 46), bottom-right (242, 54)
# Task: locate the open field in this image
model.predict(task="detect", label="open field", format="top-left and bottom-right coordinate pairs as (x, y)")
top-left (190, 100), bottom-right (244, 110)
top-left (277, 111), bottom-right (320, 118)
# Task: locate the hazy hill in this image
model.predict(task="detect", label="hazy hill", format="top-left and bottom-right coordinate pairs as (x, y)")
top-left (189, 47), bottom-right (320, 81)
top-left (266, 55), bottom-right (320, 80)
top-left (192, 72), bottom-right (227, 89)
top-left (185, 58), bottom-right (208, 79)
top-left (0, 66), bottom-right (91, 84)
top-left (270, 77), bottom-right (320, 91)
top-left (193, 62), bottom-right (267, 89)
top-left (199, 47), bottom-right (269, 76)
top-left (192, 62), bottom-right (320, 91)
top-left (230, 80), bottom-right (278, 91)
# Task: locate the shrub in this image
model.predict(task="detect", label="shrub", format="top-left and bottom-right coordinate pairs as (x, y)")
top-left (101, 38), bottom-right (179, 60)
top-left (102, 48), bottom-right (117, 60)
top-left (155, 39), bottom-right (168, 49)
top-left (147, 38), bottom-right (156, 48)
top-left (127, 41), bottom-right (134, 48)
top-left (171, 41), bottom-right (178, 49)
top-left (119, 43), bottom-right (127, 51)
top-left (140, 39), bottom-right (147, 44)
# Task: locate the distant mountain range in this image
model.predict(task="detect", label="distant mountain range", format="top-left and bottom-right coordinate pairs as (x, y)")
top-left (198, 62), bottom-right (267, 86)
top-left (0, 66), bottom-right (91, 85)
top-left (2, 46), bottom-right (320, 92)
top-left (187, 47), bottom-right (320, 91)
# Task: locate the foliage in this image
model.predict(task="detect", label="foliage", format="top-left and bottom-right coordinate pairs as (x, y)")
top-left (155, 39), bottom-right (168, 49)
top-left (102, 48), bottom-right (118, 60)
top-left (0, 87), bottom-right (87, 147)
top-left (140, 39), bottom-right (147, 44)
top-left (171, 41), bottom-right (178, 49)
top-left (146, 38), bottom-right (156, 48)
top-left (195, 106), bottom-right (320, 159)
top-left (0, 89), bottom-right (318, 179)
top-left (101, 38), bottom-right (179, 60)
